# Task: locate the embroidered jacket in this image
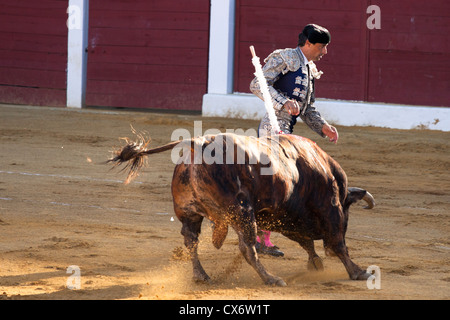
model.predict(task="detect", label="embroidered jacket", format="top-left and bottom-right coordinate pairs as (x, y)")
top-left (250, 46), bottom-right (327, 137)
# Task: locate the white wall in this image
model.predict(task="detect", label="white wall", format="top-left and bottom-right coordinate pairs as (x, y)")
top-left (203, 93), bottom-right (450, 131)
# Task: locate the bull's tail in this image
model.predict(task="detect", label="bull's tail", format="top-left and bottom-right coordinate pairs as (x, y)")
top-left (108, 135), bottom-right (182, 184)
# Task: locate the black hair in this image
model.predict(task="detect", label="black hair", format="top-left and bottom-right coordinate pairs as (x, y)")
top-left (298, 24), bottom-right (331, 46)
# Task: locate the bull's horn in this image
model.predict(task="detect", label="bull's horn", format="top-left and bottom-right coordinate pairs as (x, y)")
top-left (362, 191), bottom-right (375, 209)
top-left (348, 187), bottom-right (376, 209)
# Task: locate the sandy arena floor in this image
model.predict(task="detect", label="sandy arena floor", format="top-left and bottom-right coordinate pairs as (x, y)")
top-left (0, 104), bottom-right (448, 300)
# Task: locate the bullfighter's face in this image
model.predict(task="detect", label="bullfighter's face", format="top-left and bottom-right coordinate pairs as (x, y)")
top-left (304, 41), bottom-right (328, 62)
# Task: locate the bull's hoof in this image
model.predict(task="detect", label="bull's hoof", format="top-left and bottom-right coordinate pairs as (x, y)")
top-left (193, 272), bottom-right (211, 283)
top-left (350, 271), bottom-right (371, 281)
top-left (265, 276), bottom-right (287, 287)
top-left (356, 272), bottom-right (372, 280)
top-left (307, 256), bottom-right (324, 271)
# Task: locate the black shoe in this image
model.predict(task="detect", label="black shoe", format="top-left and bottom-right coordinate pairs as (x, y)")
top-left (255, 242), bottom-right (284, 257)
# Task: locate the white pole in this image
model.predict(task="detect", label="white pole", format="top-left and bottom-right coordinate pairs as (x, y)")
top-left (207, 0), bottom-right (235, 95)
top-left (66, 0), bottom-right (89, 108)
top-left (249, 46), bottom-right (280, 133)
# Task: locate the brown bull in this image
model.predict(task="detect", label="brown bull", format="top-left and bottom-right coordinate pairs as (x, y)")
top-left (109, 132), bottom-right (375, 286)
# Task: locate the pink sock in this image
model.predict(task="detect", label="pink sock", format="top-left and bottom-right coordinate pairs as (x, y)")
top-left (257, 230), bottom-right (273, 247)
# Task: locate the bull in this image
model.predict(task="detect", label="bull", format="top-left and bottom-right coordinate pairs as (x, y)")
top-left (109, 132), bottom-right (375, 286)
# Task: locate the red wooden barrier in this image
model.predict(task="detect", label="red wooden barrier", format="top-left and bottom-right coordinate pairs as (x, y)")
top-left (86, 0), bottom-right (210, 111)
top-left (0, 1), bottom-right (68, 107)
